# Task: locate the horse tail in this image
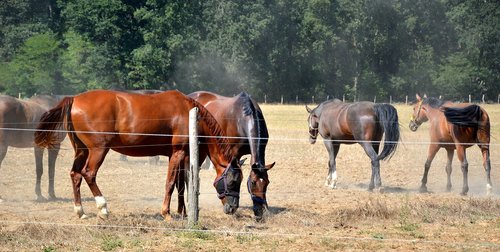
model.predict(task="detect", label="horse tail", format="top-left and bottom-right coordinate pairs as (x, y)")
top-left (374, 103), bottom-right (400, 161)
top-left (35, 97), bottom-right (73, 148)
top-left (443, 105), bottom-right (482, 128)
top-left (444, 104), bottom-right (490, 142)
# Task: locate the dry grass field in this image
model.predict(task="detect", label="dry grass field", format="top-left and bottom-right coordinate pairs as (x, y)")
top-left (0, 103), bottom-right (499, 251)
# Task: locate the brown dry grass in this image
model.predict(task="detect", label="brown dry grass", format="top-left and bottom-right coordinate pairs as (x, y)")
top-left (0, 103), bottom-right (499, 251)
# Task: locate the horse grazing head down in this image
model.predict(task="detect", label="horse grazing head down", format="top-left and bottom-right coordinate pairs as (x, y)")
top-left (248, 161), bottom-right (275, 221)
top-left (213, 158), bottom-right (243, 214)
top-left (305, 105), bottom-right (320, 144)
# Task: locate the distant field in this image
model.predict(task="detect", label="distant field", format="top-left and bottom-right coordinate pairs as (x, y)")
top-left (0, 103), bottom-right (499, 251)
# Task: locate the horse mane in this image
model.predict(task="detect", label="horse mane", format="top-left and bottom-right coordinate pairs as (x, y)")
top-left (189, 98), bottom-right (234, 162)
top-left (423, 97), bottom-right (446, 108)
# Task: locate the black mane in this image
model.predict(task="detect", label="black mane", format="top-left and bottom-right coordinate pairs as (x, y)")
top-left (423, 97), bottom-right (446, 108)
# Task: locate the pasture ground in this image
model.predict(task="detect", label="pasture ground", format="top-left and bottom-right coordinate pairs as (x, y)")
top-left (0, 103), bottom-right (499, 251)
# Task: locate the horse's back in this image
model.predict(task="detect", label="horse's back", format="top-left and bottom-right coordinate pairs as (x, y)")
top-left (70, 90), bottom-right (192, 154)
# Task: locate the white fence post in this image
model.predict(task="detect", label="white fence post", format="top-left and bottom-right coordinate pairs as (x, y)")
top-left (188, 107), bottom-right (199, 227)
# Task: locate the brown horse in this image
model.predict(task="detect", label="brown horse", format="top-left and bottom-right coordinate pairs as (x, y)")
top-left (409, 94), bottom-right (492, 195)
top-left (34, 90), bottom-right (242, 220)
top-left (0, 94), bottom-right (66, 202)
top-left (188, 91), bottom-right (275, 220)
top-left (306, 99), bottom-right (400, 191)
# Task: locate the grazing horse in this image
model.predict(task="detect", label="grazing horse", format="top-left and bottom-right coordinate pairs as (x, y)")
top-left (306, 99), bottom-right (400, 191)
top-left (188, 91), bottom-right (275, 220)
top-left (34, 90), bottom-right (242, 220)
top-left (409, 94), bottom-right (492, 195)
top-left (0, 94), bottom-right (66, 202)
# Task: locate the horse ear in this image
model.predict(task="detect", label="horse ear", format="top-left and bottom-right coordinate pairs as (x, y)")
top-left (416, 93), bottom-right (422, 101)
top-left (265, 162), bottom-right (276, 170)
top-left (423, 94), bottom-right (428, 98)
top-left (305, 105), bottom-right (312, 113)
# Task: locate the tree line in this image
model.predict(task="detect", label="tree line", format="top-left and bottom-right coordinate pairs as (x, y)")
top-left (0, 0), bottom-right (498, 103)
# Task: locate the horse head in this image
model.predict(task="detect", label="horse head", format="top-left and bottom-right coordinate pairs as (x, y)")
top-left (247, 161), bottom-right (275, 221)
top-left (306, 105), bottom-right (319, 144)
top-left (213, 158), bottom-right (243, 215)
top-left (409, 94), bottom-right (429, 131)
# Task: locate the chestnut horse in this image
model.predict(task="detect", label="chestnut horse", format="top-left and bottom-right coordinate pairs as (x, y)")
top-left (188, 91), bottom-right (275, 220)
top-left (306, 99), bottom-right (400, 191)
top-left (0, 94), bottom-right (66, 202)
top-left (409, 94), bottom-right (492, 195)
top-left (34, 90), bottom-right (242, 220)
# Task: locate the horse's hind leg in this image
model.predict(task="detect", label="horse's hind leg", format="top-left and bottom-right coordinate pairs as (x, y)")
top-left (445, 148), bottom-right (454, 192)
top-left (70, 150), bottom-right (88, 219)
top-left (81, 148), bottom-right (110, 219)
top-left (34, 146), bottom-right (45, 201)
top-left (479, 145), bottom-right (492, 195)
top-left (360, 142), bottom-right (380, 191)
top-left (455, 146), bottom-right (469, 196)
top-left (0, 144), bottom-right (8, 202)
top-left (47, 143), bottom-right (61, 200)
top-left (323, 140), bottom-right (339, 189)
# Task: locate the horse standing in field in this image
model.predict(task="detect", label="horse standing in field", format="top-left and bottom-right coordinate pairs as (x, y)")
top-left (306, 99), bottom-right (400, 191)
top-left (409, 94), bottom-right (492, 195)
top-left (188, 91), bottom-right (275, 220)
top-left (35, 90), bottom-right (242, 220)
top-left (0, 94), bottom-right (66, 202)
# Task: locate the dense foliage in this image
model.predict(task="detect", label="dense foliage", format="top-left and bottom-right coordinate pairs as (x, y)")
top-left (0, 0), bottom-right (498, 102)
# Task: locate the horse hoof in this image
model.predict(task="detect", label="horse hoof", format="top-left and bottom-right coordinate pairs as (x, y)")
top-left (36, 196), bottom-right (47, 202)
top-left (98, 213), bottom-right (109, 220)
top-left (419, 187), bottom-right (428, 193)
top-left (79, 214), bottom-right (89, 220)
top-left (486, 184), bottom-right (492, 196)
top-left (163, 214), bottom-right (173, 221)
top-left (376, 187), bottom-right (385, 194)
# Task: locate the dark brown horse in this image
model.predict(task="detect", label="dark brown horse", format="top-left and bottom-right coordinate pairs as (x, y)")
top-left (188, 91), bottom-right (275, 220)
top-left (409, 94), bottom-right (492, 195)
top-left (0, 94), bottom-right (66, 202)
top-left (306, 99), bottom-right (400, 191)
top-left (34, 90), bottom-right (242, 220)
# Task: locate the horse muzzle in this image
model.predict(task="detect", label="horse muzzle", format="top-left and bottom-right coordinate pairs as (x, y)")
top-left (409, 120), bottom-right (420, 132)
top-left (253, 201), bottom-right (268, 221)
top-left (309, 136), bottom-right (317, 144)
top-left (223, 196), bottom-right (239, 215)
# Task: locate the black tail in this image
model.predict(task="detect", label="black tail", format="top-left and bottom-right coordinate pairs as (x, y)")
top-left (443, 105), bottom-right (482, 128)
top-left (35, 97), bottom-right (73, 148)
top-left (374, 104), bottom-right (400, 161)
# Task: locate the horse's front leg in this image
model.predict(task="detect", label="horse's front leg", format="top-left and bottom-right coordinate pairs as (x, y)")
top-left (34, 147), bottom-right (45, 201)
top-left (323, 140), bottom-right (340, 189)
top-left (0, 144), bottom-right (7, 202)
top-left (455, 146), bottom-right (469, 196)
top-left (176, 155), bottom-right (189, 218)
top-left (162, 151), bottom-right (184, 221)
top-left (420, 144), bottom-right (439, 193)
